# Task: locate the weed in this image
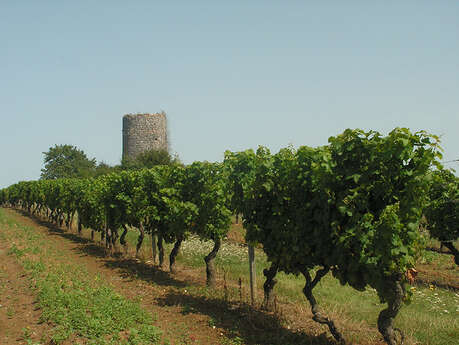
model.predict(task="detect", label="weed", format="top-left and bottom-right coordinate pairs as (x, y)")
top-left (8, 243), bottom-right (25, 257)
top-left (207, 317), bottom-right (216, 328)
top-left (6, 306), bottom-right (15, 318)
top-left (221, 336), bottom-right (244, 345)
top-left (22, 327), bottom-right (42, 345)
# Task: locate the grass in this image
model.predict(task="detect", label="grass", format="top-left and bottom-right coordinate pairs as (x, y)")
top-left (424, 237), bottom-right (459, 252)
top-left (0, 209), bottom-right (163, 345)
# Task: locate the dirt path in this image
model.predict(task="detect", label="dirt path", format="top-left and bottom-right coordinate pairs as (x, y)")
top-left (0, 242), bottom-right (50, 345)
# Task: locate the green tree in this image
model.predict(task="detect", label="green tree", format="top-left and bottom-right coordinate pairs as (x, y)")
top-left (121, 149), bottom-right (180, 170)
top-left (41, 144), bottom-right (96, 180)
top-left (94, 162), bottom-right (118, 177)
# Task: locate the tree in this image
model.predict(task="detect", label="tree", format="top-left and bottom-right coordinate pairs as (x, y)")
top-left (94, 162), bottom-right (118, 177)
top-left (40, 144), bottom-right (96, 180)
top-left (121, 149), bottom-right (180, 170)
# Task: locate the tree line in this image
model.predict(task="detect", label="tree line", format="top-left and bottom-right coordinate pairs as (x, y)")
top-left (40, 144), bottom-right (179, 179)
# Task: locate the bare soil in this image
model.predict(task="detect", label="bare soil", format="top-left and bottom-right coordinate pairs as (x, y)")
top-left (0, 242), bottom-right (50, 345)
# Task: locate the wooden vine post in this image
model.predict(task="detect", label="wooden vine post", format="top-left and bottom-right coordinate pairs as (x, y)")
top-left (248, 244), bottom-right (256, 305)
top-left (151, 233), bottom-right (158, 264)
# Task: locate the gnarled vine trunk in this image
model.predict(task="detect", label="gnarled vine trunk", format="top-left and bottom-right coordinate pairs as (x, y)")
top-left (111, 227), bottom-right (119, 253)
top-left (442, 241), bottom-right (459, 265)
top-left (301, 267), bottom-right (346, 345)
top-left (50, 210), bottom-right (57, 224)
top-left (65, 214), bottom-right (70, 230)
top-left (120, 225), bottom-right (128, 254)
top-left (169, 237), bottom-right (183, 273)
top-left (377, 276), bottom-right (405, 345)
top-left (204, 237), bottom-right (221, 288)
top-left (77, 217), bottom-right (82, 235)
top-left (136, 224), bottom-right (145, 258)
top-left (105, 225), bottom-right (112, 256)
top-left (58, 212), bottom-right (64, 227)
top-left (262, 261), bottom-right (278, 311)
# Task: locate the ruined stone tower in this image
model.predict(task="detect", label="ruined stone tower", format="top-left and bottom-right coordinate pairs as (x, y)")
top-left (122, 112), bottom-right (168, 160)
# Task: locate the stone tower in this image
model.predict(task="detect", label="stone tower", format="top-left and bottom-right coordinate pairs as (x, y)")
top-left (122, 112), bottom-right (168, 160)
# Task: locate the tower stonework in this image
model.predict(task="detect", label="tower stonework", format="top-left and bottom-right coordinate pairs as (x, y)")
top-left (122, 113), bottom-right (168, 160)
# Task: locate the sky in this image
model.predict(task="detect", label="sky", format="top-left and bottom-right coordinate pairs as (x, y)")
top-left (1, 1), bottom-right (458, 188)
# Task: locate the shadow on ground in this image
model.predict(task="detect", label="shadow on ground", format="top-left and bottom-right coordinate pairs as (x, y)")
top-left (156, 290), bottom-right (335, 345)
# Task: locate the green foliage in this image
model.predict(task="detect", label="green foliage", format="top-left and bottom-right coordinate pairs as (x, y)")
top-left (94, 161), bottom-right (118, 177)
top-left (40, 144), bottom-right (97, 180)
top-left (137, 166), bottom-right (197, 242)
top-left (121, 149), bottom-right (180, 171)
top-left (224, 128), bottom-right (442, 343)
top-left (79, 178), bottom-right (106, 232)
top-left (327, 128), bottom-right (441, 300)
top-left (223, 149), bottom-right (258, 217)
top-left (183, 161), bottom-right (231, 241)
top-left (424, 168), bottom-right (459, 265)
top-left (424, 169), bottom-right (459, 242)
top-left (100, 171), bottom-right (141, 230)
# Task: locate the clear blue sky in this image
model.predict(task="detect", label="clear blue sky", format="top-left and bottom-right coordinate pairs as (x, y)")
top-left (1, 1), bottom-right (458, 188)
